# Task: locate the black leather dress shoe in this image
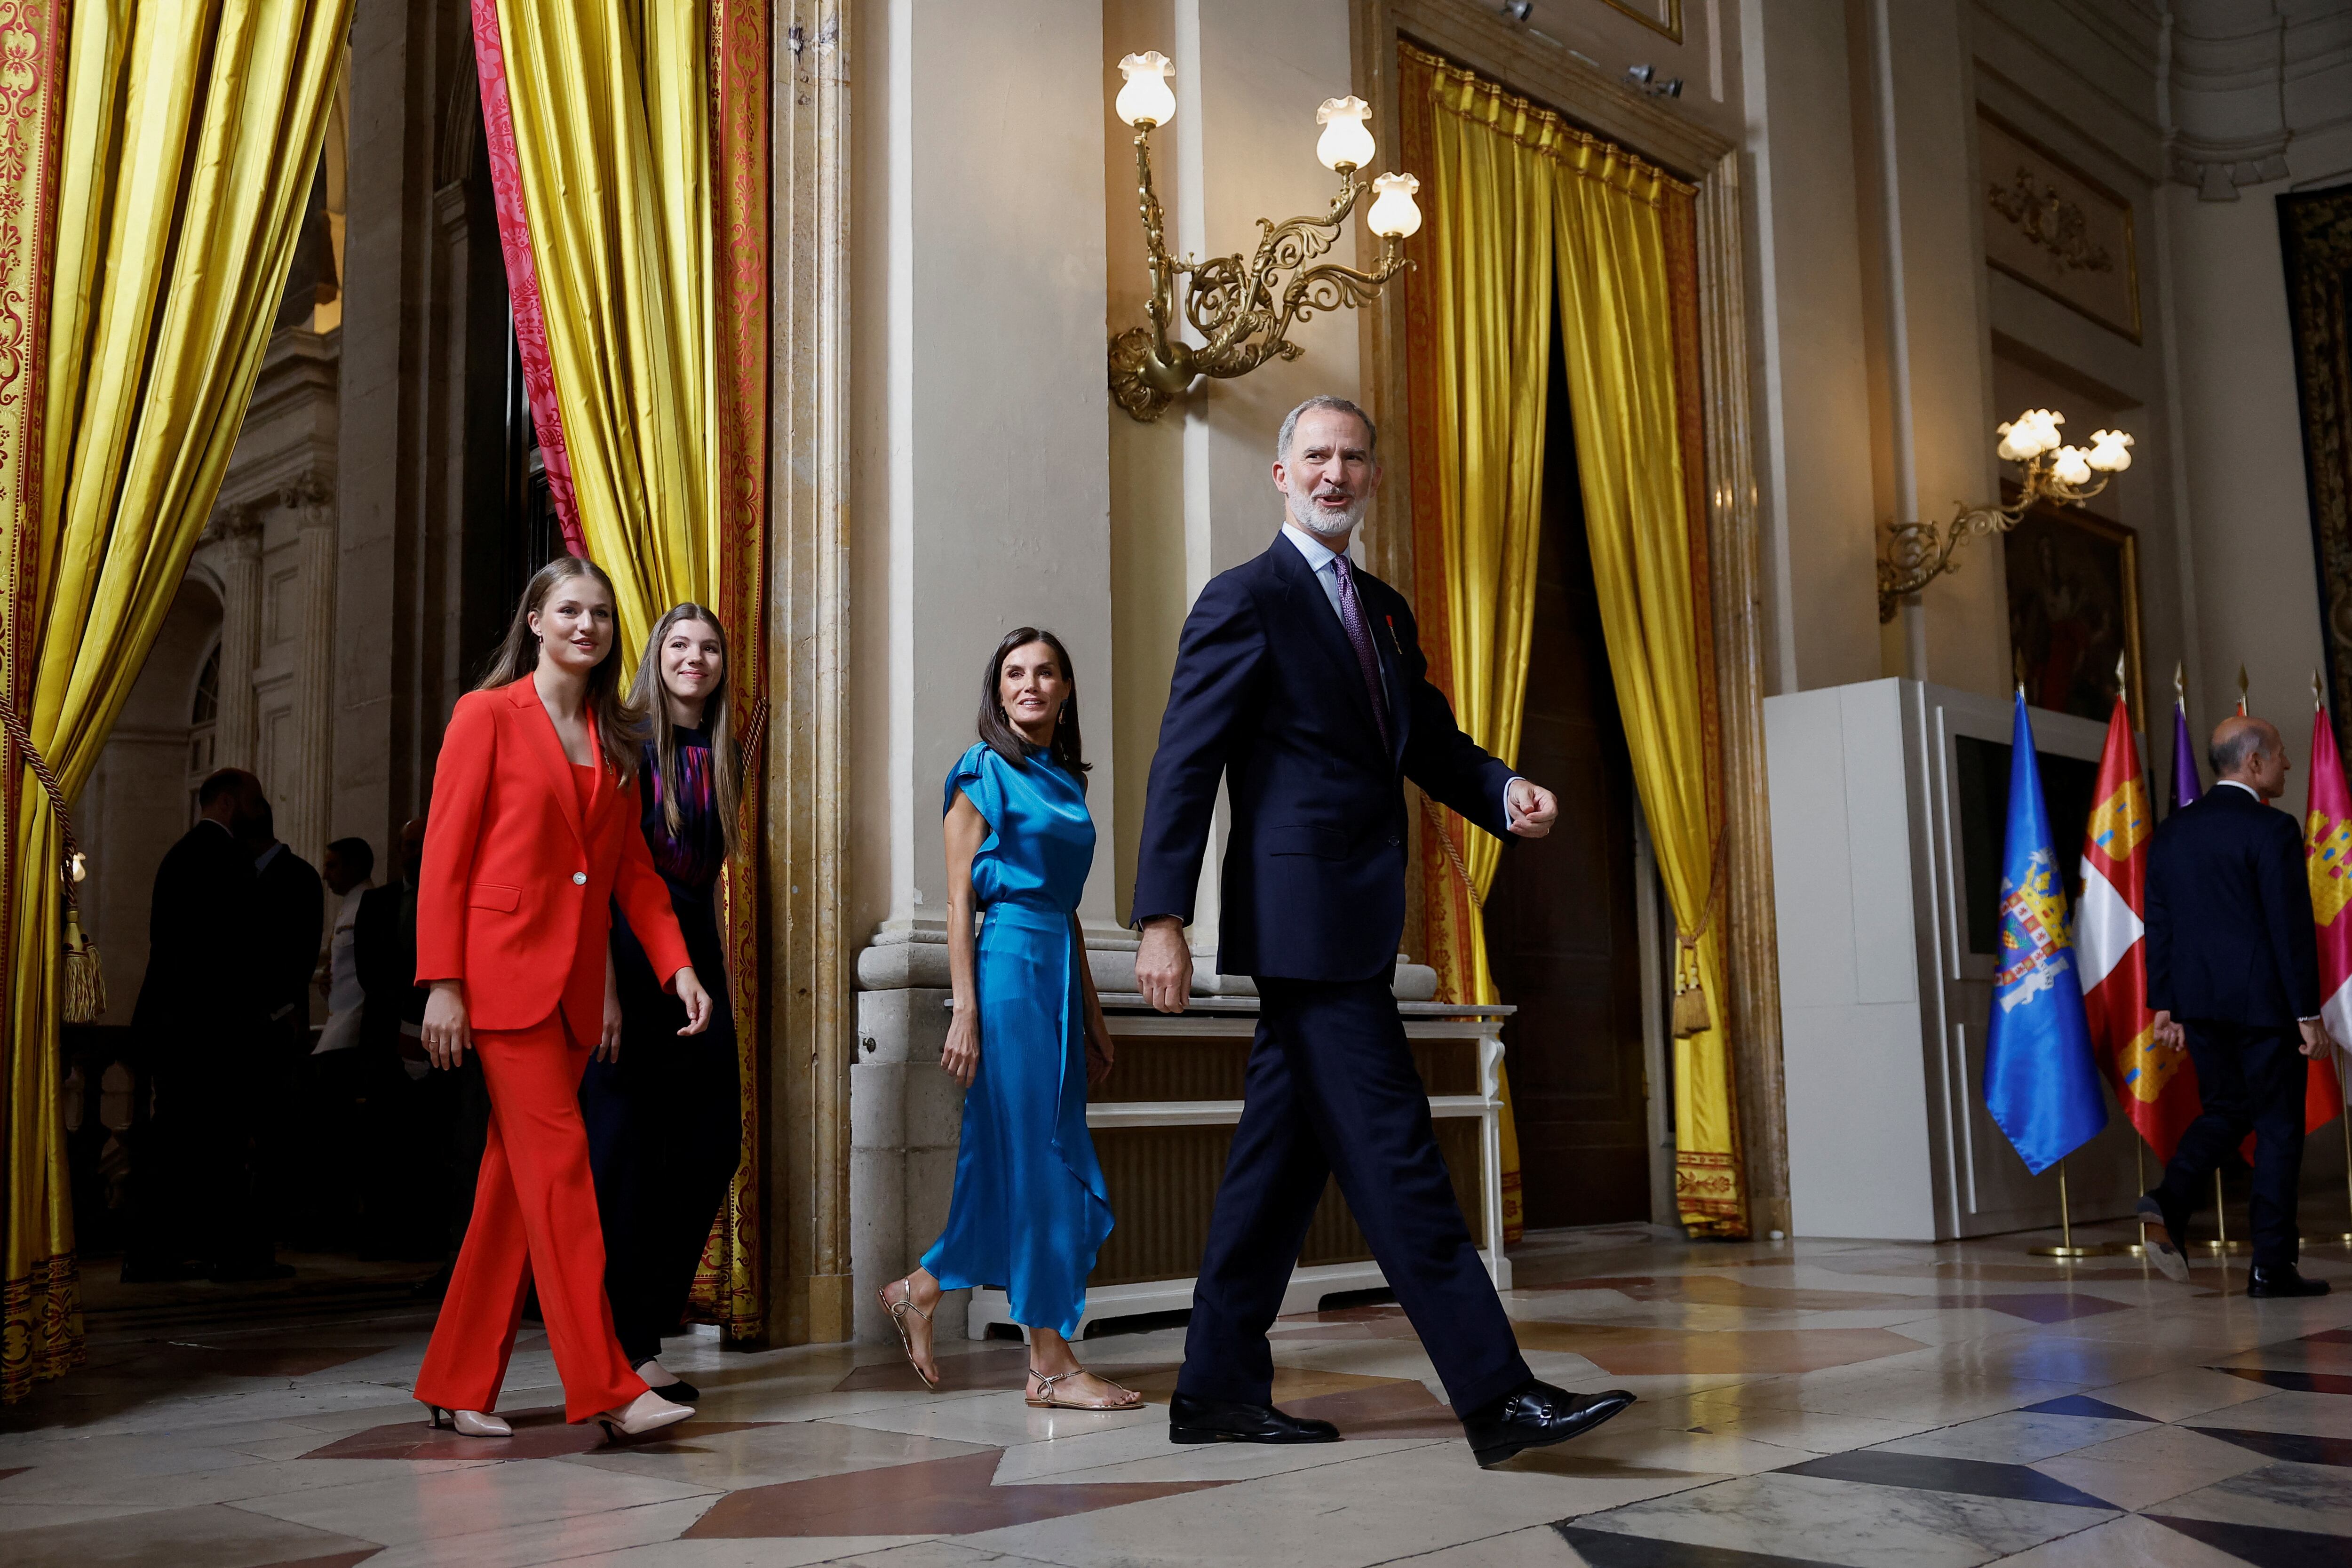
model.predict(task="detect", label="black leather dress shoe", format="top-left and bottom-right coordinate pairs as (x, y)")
top-left (1168, 1392), bottom-right (1340, 1445)
top-left (1462, 1379), bottom-right (1636, 1468)
top-left (2135, 1194), bottom-right (2190, 1282)
top-left (2248, 1265), bottom-right (2331, 1298)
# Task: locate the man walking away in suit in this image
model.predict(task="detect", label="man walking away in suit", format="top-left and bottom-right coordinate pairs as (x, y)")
top-left (293, 836), bottom-right (374, 1248)
top-left (122, 768), bottom-right (267, 1282)
top-left (356, 817), bottom-right (456, 1261)
top-left (1132, 396), bottom-right (1635, 1467)
top-left (2140, 714), bottom-right (2334, 1297)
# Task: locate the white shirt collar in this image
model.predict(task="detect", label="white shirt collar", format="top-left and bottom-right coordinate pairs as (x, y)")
top-left (1281, 521), bottom-right (1349, 573)
top-left (2216, 779), bottom-right (2261, 800)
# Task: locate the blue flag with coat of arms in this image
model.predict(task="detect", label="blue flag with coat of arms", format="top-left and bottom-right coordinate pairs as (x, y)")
top-left (1982, 692), bottom-right (2110, 1174)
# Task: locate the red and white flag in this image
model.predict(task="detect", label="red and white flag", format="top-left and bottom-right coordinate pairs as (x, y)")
top-left (2077, 696), bottom-right (2201, 1158)
top-left (2300, 704), bottom-right (2352, 1122)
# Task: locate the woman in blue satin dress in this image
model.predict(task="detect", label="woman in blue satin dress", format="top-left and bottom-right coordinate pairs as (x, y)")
top-left (878, 629), bottom-right (1137, 1410)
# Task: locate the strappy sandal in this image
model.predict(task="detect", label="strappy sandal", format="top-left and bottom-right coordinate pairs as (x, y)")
top-left (879, 1277), bottom-right (940, 1391)
top-left (1026, 1367), bottom-right (1142, 1410)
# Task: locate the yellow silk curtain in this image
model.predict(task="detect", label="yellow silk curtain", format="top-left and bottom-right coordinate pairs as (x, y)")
top-left (491, 0), bottom-right (716, 660)
top-left (2, 0), bottom-right (351, 1402)
top-left (1403, 45), bottom-right (1746, 1237)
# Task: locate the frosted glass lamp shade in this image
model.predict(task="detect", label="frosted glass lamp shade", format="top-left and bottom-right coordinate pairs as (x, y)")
top-left (2086, 428), bottom-right (2134, 472)
top-left (1116, 52), bottom-right (1177, 127)
top-left (1995, 407), bottom-right (2062, 462)
top-left (1316, 96), bottom-right (1376, 171)
top-left (2051, 445), bottom-right (2093, 486)
top-left (1367, 172), bottom-right (1422, 239)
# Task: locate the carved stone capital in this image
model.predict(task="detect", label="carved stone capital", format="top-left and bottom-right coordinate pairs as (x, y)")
top-left (278, 471), bottom-right (336, 523)
top-left (201, 501), bottom-right (265, 548)
top-left (2170, 131), bottom-right (2293, 200)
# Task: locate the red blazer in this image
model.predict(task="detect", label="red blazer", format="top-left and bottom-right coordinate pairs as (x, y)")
top-left (417, 678), bottom-right (691, 1033)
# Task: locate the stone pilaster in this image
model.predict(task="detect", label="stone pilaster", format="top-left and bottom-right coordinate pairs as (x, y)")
top-left (284, 474), bottom-right (337, 862)
top-left (205, 503), bottom-right (265, 771)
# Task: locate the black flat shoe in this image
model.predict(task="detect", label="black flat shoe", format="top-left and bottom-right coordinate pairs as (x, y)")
top-left (2136, 1194), bottom-right (2189, 1283)
top-left (1462, 1379), bottom-right (1635, 1468)
top-left (1168, 1392), bottom-right (1340, 1445)
top-left (2248, 1265), bottom-right (2331, 1298)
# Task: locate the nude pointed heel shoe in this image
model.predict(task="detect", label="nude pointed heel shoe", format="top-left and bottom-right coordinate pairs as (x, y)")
top-left (597, 1389), bottom-right (695, 1441)
top-left (880, 1277), bottom-right (941, 1392)
top-left (426, 1405), bottom-right (513, 1437)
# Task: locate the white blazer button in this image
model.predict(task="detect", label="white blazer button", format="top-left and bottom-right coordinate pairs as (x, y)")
top-left (572, 872), bottom-right (587, 885)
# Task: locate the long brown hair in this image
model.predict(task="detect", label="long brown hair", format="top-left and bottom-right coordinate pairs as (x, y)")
top-left (977, 627), bottom-right (1088, 784)
top-left (628, 603), bottom-right (742, 857)
top-left (478, 555), bottom-right (644, 787)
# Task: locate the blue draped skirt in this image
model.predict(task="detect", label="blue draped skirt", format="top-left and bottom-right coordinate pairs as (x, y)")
top-left (921, 902), bottom-right (1113, 1337)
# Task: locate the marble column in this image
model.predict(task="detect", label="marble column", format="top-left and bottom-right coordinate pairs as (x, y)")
top-left (286, 475), bottom-right (338, 863)
top-left (208, 505), bottom-right (265, 772)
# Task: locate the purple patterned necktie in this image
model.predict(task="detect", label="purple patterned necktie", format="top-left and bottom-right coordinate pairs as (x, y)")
top-left (1330, 553), bottom-right (1393, 752)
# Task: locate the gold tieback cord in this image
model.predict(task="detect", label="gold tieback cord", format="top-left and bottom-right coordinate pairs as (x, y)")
top-left (0, 693), bottom-right (104, 1024)
top-left (1671, 830), bottom-right (1730, 1039)
top-left (1422, 795), bottom-right (1481, 907)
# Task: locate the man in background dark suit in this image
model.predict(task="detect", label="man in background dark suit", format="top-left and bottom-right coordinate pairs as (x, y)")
top-left (2141, 714), bottom-right (2333, 1297)
top-left (123, 768), bottom-right (266, 1282)
top-left (1131, 396), bottom-right (1633, 1468)
top-left (241, 788), bottom-right (320, 1275)
top-left (356, 816), bottom-right (457, 1261)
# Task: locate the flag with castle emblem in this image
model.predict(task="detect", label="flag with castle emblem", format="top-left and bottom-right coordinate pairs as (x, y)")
top-left (1984, 692), bottom-right (2110, 1173)
top-left (2299, 703), bottom-right (2352, 1126)
top-left (2077, 694), bottom-right (2201, 1159)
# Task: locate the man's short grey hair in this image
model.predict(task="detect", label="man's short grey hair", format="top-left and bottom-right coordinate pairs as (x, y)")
top-left (1276, 396), bottom-right (1378, 466)
top-left (2210, 724), bottom-right (2272, 777)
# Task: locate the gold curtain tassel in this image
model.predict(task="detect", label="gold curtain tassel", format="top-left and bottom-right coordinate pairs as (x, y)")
top-left (1671, 933), bottom-right (1711, 1037)
top-left (61, 909), bottom-right (104, 1027)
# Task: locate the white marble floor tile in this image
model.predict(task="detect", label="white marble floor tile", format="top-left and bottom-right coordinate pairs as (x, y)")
top-left (2085, 1366), bottom-right (2280, 1422)
top-left (559, 1417), bottom-right (995, 1492)
top-left (2027, 1423), bottom-right (2270, 1513)
top-left (1869, 1409), bottom-right (2152, 1464)
top-left (1573, 1469), bottom-right (2113, 1568)
top-left (552, 1537), bottom-right (938, 1568)
top-left (826, 1392), bottom-right (1161, 1449)
top-left (358, 1494), bottom-right (724, 1568)
top-left (949, 1439), bottom-right (1714, 1568)
top-left (1984, 1513), bottom-right (2253, 1567)
top-left (2153, 1458), bottom-right (2352, 1537)
top-left (2176, 1388), bottom-right (2352, 1437)
top-left (225, 1454), bottom-right (721, 1546)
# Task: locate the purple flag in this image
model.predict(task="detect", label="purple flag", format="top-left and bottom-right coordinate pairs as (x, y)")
top-left (2171, 698), bottom-right (2202, 811)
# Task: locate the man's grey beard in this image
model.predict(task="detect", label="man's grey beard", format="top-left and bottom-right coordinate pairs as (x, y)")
top-left (1286, 486), bottom-right (1367, 540)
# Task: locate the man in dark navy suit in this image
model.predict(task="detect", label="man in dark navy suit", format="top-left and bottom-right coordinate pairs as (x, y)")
top-left (2140, 714), bottom-right (2332, 1297)
top-left (1131, 396), bottom-right (1634, 1466)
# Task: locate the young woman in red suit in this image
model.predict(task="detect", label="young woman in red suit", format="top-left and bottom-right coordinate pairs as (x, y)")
top-left (412, 555), bottom-right (715, 1441)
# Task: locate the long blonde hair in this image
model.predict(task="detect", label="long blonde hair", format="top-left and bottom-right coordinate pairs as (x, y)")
top-left (479, 556), bottom-right (643, 787)
top-left (628, 603), bottom-right (742, 857)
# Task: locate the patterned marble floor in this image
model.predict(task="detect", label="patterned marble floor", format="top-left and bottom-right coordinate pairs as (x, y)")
top-left (5, 1225), bottom-right (2351, 1567)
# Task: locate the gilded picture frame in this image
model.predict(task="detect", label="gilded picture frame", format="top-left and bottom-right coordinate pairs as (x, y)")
top-left (1597, 0), bottom-right (1682, 41)
top-left (2004, 498), bottom-right (2145, 726)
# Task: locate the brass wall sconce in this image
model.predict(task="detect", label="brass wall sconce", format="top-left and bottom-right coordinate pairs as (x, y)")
top-left (1876, 409), bottom-right (2135, 621)
top-left (1108, 51), bottom-right (1423, 422)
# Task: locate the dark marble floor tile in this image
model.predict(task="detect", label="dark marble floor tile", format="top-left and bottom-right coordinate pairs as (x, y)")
top-left (0, 1465), bottom-right (28, 1483)
top-left (2018, 1394), bottom-right (2159, 1422)
top-left (2218, 1367), bottom-right (2352, 1395)
top-left (302, 1406), bottom-right (778, 1462)
top-left (683, 1446), bottom-right (1232, 1536)
top-left (2150, 1512), bottom-right (2352, 1566)
top-left (263, 1553), bottom-right (382, 1568)
top-left (2187, 1425), bottom-right (2352, 1467)
top-left (1964, 1293), bottom-right (2134, 1324)
top-left (1286, 1377), bottom-right (1462, 1440)
top-left (1553, 1522), bottom-right (1852, 1568)
top-left (2301, 1327), bottom-right (2352, 1345)
top-left (1776, 1449), bottom-right (2117, 1509)
top-left (832, 1345), bottom-right (1041, 1393)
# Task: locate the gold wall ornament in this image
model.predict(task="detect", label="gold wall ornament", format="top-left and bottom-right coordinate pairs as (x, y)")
top-left (1108, 56), bottom-right (1421, 422)
top-left (1877, 410), bottom-right (2135, 622)
top-left (1987, 166), bottom-right (2114, 273)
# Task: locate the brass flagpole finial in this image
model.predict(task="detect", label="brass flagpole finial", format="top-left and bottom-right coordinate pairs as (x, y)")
top-left (2116, 650), bottom-right (2129, 713)
top-left (2175, 660), bottom-right (2186, 708)
top-left (2317, 669), bottom-right (2326, 711)
top-left (2237, 664), bottom-right (2250, 716)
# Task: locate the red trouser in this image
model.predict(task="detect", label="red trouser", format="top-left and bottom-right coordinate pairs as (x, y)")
top-left (414, 1014), bottom-right (645, 1422)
